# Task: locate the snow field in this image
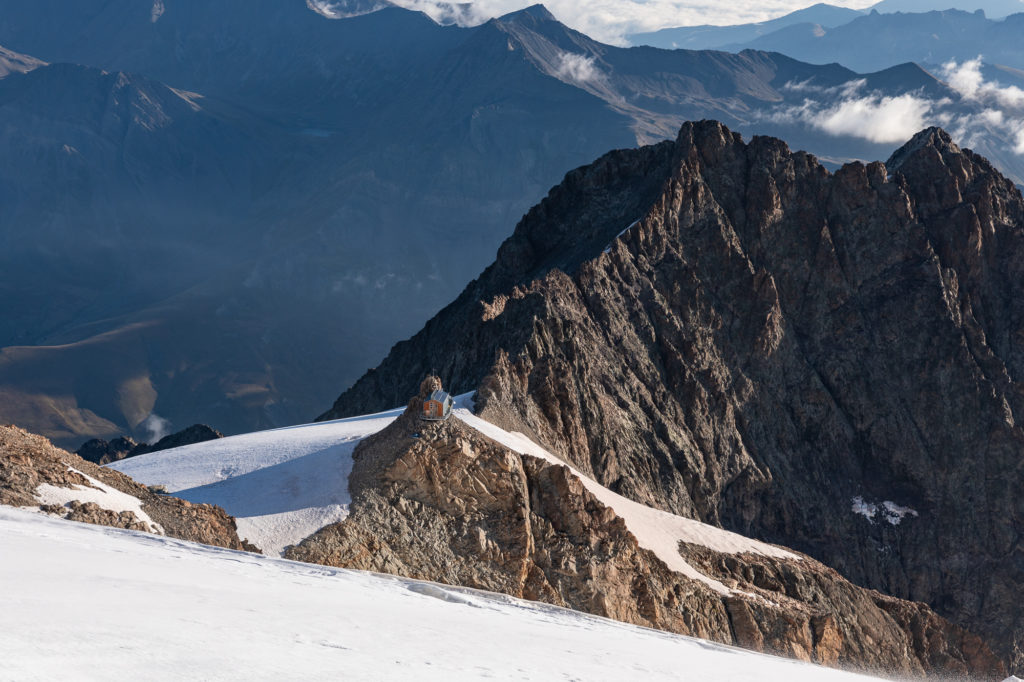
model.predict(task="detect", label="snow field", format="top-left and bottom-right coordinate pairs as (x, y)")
top-left (111, 407), bottom-right (404, 555)
top-left (0, 507), bottom-right (886, 682)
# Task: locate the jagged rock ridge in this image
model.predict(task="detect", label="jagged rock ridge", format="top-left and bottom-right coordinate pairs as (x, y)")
top-left (322, 122), bottom-right (1024, 672)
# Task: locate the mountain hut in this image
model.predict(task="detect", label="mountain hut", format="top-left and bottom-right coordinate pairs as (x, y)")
top-left (421, 390), bottom-right (453, 421)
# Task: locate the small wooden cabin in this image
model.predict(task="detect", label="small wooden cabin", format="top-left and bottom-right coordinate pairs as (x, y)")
top-left (422, 389), bottom-right (453, 421)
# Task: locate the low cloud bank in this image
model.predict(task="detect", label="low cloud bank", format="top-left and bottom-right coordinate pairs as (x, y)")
top-left (769, 61), bottom-right (1024, 156)
top-left (944, 57), bottom-right (1024, 110)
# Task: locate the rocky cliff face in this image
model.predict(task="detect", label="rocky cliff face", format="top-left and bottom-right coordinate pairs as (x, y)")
top-left (322, 122), bottom-right (1024, 672)
top-left (0, 425), bottom-right (255, 551)
top-left (297, 380), bottom-right (1003, 678)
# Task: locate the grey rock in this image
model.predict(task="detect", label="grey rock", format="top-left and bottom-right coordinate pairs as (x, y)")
top-left (322, 122), bottom-right (1024, 672)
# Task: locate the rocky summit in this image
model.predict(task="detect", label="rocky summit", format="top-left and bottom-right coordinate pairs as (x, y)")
top-left (323, 122), bottom-right (1024, 672)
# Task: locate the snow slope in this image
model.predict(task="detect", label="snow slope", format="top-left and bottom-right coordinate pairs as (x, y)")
top-left (0, 506), bottom-right (885, 682)
top-left (111, 407), bottom-right (403, 555)
top-left (113, 394), bottom-right (799, 594)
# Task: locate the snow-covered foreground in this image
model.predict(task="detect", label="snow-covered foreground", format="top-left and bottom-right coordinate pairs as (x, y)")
top-left (0, 507), bottom-right (885, 682)
top-left (112, 407), bottom-right (403, 555)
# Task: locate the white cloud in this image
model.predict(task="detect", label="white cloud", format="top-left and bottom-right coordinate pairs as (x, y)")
top-left (809, 93), bottom-right (933, 144)
top-left (386, 0), bottom-right (479, 25)
top-left (553, 52), bottom-right (603, 85)
top-left (383, 0), bottom-right (879, 45)
top-left (939, 59), bottom-right (1024, 154)
top-left (770, 81), bottom-right (935, 144)
top-left (306, 0), bottom-right (393, 19)
top-left (140, 413), bottom-right (172, 443)
top-left (941, 57), bottom-right (1024, 109)
top-left (781, 79), bottom-right (826, 94)
top-left (782, 78), bottom-right (866, 97)
top-left (768, 63), bottom-right (1024, 157)
top-left (307, 0), bottom-right (339, 17)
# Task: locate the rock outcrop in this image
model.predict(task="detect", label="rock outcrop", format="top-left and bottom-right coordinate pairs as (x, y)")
top-left (76, 436), bottom-right (141, 465)
top-left (321, 123), bottom-right (1024, 672)
top-left (1, 424), bottom-right (255, 551)
top-left (294, 380), bottom-right (1003, 678)
top-left (77, 424), bottom-right (223, 465)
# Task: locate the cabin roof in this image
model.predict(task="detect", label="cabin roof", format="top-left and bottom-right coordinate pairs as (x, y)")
top-left (428, 390), bottom-right (451, 404)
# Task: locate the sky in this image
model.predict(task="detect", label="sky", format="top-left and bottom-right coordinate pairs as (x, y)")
top-left (385, 0), bottom-right (881, 44)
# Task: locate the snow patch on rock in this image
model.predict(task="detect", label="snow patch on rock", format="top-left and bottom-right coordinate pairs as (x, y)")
top-left (35, 467), bottom-right (163, 534)
top-left (851, 496), bottom-right (878, 521)
top-left (851, 496), bottom-right (918, 525)
top-left (881, 501), bottom-right (919, 525)
top-left (604, 219), bottom-right (641, 253)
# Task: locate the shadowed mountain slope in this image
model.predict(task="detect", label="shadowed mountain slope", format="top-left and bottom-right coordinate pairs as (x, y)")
top-left (0, 3), bottom-right (1021, 447)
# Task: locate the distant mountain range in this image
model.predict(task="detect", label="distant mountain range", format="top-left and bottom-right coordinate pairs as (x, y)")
top-left (0, 0), bottom-right (1022, 448)
top-left (627, 3), bottom-right (866, 51)
top-left (630, 5), bottom-right (1024, 75)
top-left (722, 8), bottom-right (1024, 73)
top-left (629, 1), bottom-right (1024, 52)
top-left (871, 0), bottom-right (1024, 14)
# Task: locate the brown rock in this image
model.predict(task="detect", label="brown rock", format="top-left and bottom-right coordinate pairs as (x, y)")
top-left (0, 424), bottom-right (257, 552)
top-left (63, 500), bottom-right (150, 532)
